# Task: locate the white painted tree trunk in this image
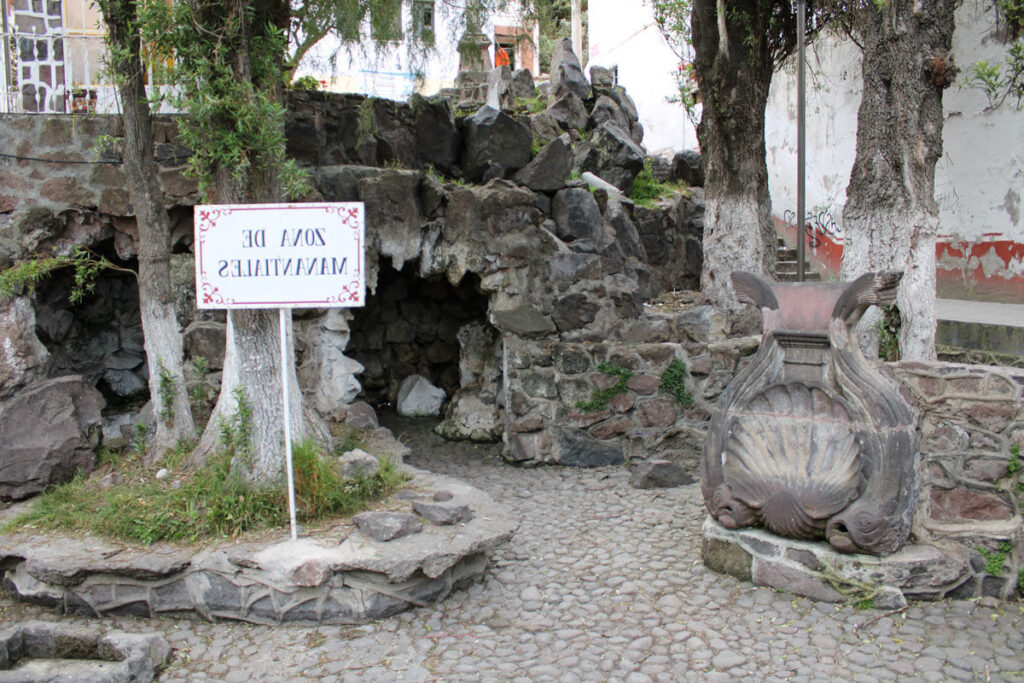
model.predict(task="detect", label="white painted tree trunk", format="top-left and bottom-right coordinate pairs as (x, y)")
top-left (701, 193), bottom-right (770, 312)
top-left (193, 309), bottom-right (327, 482)
top-left (840, 0), bottom-right (955, 362)
top-left (841, 208), bottom-right (938, 361)
top-left (140, 298), bottom-right (196, 454)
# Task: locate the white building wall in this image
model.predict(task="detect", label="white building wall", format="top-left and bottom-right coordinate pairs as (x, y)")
top-left (766, 3), bottom-right (1024, 249)
top-left (295, 3), bottom-right (537, 100)
top-left (587, 0), bottom-right (697, 153)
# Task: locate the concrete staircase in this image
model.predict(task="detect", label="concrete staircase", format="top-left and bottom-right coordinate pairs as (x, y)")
top-left (775, 238), bottom-right (821, 282)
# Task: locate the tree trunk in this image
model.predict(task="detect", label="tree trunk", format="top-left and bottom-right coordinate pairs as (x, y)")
top-left (841, 1), bottom-right (957, 361)
top-left (691, 0), bottom-right (777, 312)
top-left (98, 0), bottom-right (195, 455)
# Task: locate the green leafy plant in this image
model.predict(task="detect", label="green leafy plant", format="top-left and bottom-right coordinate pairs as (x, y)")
top-left (0, 246), bottom-right (134, 304)
top-left (977, 541), bottom-right (1012, 576)
top-left (132, 422), bottom-right (149, 457)
top-left (660, 358), bottom-right (695, 407)
top-left (577, 362), bottom-right (634, 412)
top-left (876, 303), bottom-right (901, 362)
top-left (965, 0), bottom-right (1024, 109)
top-left (1009, 443), bottom-right (1021, 475)
top-left (218, 386), bottom-right (254, 466)
top-left (290, 75), bottom-right (323, 90)
top-left (1017, 567), bottom-right (1024, 595)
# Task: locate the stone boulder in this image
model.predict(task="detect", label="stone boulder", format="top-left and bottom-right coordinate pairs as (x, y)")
top-left (546, 94), bottom-right (589, 132)
top-left (513, 134), bottom-right (573, 192)
top-left (550, 38), bottom-right (591, 101)
top-left (553, 187), bottom-right (603, 243)
top-left (672, 149), bottom-right (705, 187)
top-left (0, 375), bottom-right (104, 501)
top-left (0, 296), bottom-right (49, 400)
top-left (338, 448), bottom-right (381, 479)
top-left (528, 111), bottom-right (564, 146)
top-left (590, 65), bottom-right (616, 90)
top-left (397, 374), bottom-right (446, 417)
top-left (411, 94), bottom-right (460, 174)
top-left (589, 95), bottom-right (631, 132)
top-left (511, 68), bottom-right (536, 99)
top-left (630, 459), bottom-right (695, 489)
top-left (485, 65), bottom-right (516, 111)
top-left (436, 389), bottom-right (503, 442)
top-left (575, 123), bottom-right (646, 194)
top-left (460, 106), bottom-right (533, 183)
top-left (183, 320), bottom-right (226, 370)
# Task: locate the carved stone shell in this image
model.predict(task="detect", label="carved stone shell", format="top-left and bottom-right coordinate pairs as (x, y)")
top-left (722, 383), bottom-right (862, 540)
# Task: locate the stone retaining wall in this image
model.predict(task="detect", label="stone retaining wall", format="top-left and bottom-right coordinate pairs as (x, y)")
top-left (891, 361), bottom-right (1024, 598)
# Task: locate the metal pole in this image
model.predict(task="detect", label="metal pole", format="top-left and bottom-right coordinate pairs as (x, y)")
top-left (796, 0), bottom-right (806, 282)
top-left (279, 308), bottom-right (298, 541)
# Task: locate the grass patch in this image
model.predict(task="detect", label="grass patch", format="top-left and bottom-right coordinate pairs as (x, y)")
top-left (5, 436), bottom-right (406, 545)
top-left (629, 161), bottom-right (690, 207)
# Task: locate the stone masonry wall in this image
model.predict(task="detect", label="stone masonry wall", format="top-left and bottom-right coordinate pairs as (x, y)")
top-left (889, 361), bottom-right (1024, 598)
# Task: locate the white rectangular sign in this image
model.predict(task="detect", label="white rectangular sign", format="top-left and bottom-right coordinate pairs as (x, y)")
top-left (194, 203), bottom-right (365, 309)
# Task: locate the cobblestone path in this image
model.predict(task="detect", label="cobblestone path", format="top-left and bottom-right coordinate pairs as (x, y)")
top-left (2, 416), bottom-right (1023, 681)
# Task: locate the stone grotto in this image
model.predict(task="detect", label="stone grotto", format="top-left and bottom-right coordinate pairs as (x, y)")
top-left (1, 40), bottom-right (1023, 615)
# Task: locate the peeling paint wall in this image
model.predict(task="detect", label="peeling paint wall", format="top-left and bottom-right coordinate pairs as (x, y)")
top-left (765, 3), bottom-right (1024, 302)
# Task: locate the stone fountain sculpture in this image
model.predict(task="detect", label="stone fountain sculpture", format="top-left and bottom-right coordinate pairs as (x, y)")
top-left (701, 271), bottom-right (919, 556)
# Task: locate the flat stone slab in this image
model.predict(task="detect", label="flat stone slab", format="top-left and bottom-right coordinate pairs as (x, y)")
top-left (0, 620), bottom-right (170, 682)
top-left (702, 517), bottom-right (975, 607)
top-left (0, 466), bottom-right (515, 625)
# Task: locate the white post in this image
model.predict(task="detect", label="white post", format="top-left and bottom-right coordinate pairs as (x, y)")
top-left (279, 308), bottom-right (298, 541)
top-left (571, 0), bottom-right (583, 64)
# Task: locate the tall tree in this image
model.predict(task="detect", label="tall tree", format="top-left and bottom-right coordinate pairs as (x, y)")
top-left (96, 0), bottom-right (196, 455)
top-left (138, 0), bottom-right (324, 482)
top-left (840, 0), bottom-right (958, 360)
top-left (689, 1), bottom-right (819, 310)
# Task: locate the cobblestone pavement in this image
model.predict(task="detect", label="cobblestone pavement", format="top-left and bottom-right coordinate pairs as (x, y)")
top-left (3, 416), bottom-right (1024, 681)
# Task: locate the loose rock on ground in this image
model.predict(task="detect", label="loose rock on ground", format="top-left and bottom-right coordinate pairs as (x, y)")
top-left (1, 416), bottom-right (1022, 681)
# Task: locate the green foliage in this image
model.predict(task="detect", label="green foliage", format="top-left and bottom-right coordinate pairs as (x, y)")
top-left (5, 438), bottom-right (407, 545)
top-left (188, 356), bottom-right (216, 425)
top-left (577, 362), bottom-right (634, 412)
top-left (1018, 567), bottom-right (1024, 595)
top-left (966, 0), bottom-right (1024, 109)
top-left (977, 541), bottom-right (1012, 576)
top-left (1009, 443), bottom-right (1021, 475)
top-left (290, 75), bottom-right (323, 90)
top-left (531, 136), bottom-right (543, 156)
top-left (629, 161), bottom-right (689, 207)
top-left (647, 1), bottom-right (698, 123)
top-left (525, 0), bottom-right (589, 74)
top-left (876, 304), bottom-right (901, 362)
top-left (136, 0), bottom-right (309, 201)
top-left (132, 422), bottom-right (149, 457)
top-left (0, 246), bottom-right (131, 304)
top-left (516, 96), bottom-right (548, 115)
top-left (660, 359), bottom-right (694, 407)
top-left (219, 386), bottom-right (254, 466)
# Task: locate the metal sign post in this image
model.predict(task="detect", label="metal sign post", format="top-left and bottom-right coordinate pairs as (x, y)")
top-left (797, 0), bottom-right (807, 283)
top-left (194, 202), bottom-right (365, 541)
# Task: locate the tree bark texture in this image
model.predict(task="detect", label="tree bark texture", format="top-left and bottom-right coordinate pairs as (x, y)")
top-left (691, 0), bottom-right (777, 311)
top-left (841, 1), bottom-right (957, 361)
top-left (98, 0), bottom-right (195, 454)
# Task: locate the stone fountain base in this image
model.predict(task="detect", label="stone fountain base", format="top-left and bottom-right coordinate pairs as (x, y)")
top-left (700, 517), bottom-right (1011, 608)
top-left (0, 466), bottom-right (515, 625)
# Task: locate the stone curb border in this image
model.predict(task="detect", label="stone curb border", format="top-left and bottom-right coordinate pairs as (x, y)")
top-left (701, 517), bottom-right (981, 608)
top-left (1, 466), bottom-right (516, 625)
top-left (0, 620), bottom-right (171, 683)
